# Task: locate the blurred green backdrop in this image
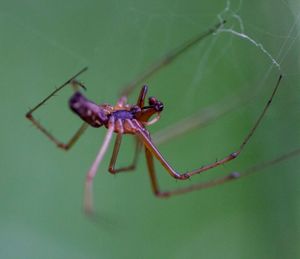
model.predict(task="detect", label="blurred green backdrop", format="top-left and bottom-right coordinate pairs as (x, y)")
top-left (1, 0), bottom-right (299, 258)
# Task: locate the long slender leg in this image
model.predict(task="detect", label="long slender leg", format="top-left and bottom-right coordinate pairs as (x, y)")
top-left (152, 70), bottom-right (284, 146)
top-left (136, 75), bottom-right (283, 180)
top-left (145, 148), bottom-right (168, 197)
top-left (108, 136), bottom-right (142, 174)
top-left (84, 121), bottom-right (115, 214)
top-left (120, 21), bottom-right (225, 98)
top-left (26, 67), bottom-right (88, 150)
top-left (58, 122), bottom-right (88, 150)
top-left (144, 144), bottom-right (237, 196)
top-left (145, 146), bottom-right (300, 197)
top-left (136, 85), bottom-right (148, 107)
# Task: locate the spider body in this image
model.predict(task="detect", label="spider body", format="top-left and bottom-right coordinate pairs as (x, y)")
top-left (69, 84), bottom-right (164, 135)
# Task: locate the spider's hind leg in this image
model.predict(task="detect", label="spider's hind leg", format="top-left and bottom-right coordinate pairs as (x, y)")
top-left (145, 145), bottom-right (300, 198)
top-left (26, 67), bottom-right (88, 150)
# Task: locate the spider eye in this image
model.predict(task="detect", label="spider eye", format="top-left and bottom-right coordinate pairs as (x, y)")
top-left (148, 97), bottom-right (164, 112)
top-left (148, 97), bottom-right (157, 105)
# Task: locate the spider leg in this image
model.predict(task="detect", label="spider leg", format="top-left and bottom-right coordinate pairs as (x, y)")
top-left (136, 85), bottom-right (148, 107)
top-left (238, 75), bottom-right (283, 153)
top-left (136, 127), bottom-right (187, 179)
top-left (144, 142), bottom-right (238, 196)
top-left (57, 122), bottom-right (88, 150)
top-left (136, 75), bottom-right (283, 180)
top-left (84, 119), bottom-right (115, 214)
top-left (242, 147), bottom-right (300, 177)
top-left (146, 146), bottom-right (300, 197)
top-left (153, 73), bottom-right (284, 146)
top-left (108, 135), bottom-right (142, 174)
top-left (26, 67), bottom-right (88, 150)
top-left (120, 20), bottom-right (225, 98)
top-left (145, 147), bottom-right (169, 197)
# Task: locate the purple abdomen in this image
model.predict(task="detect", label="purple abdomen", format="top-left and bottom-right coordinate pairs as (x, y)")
top-left (69, 92), bottom-right (108, 127)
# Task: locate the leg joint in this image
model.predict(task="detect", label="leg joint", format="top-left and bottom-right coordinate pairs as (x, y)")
top-left (229, 172), bottom-right (241, 179)
top-left (25, 112), bottom-right (32, 119)
top-left (230, 151), bottom-right (240, 159)
top-left (57, 143), bottom-right (69, 151)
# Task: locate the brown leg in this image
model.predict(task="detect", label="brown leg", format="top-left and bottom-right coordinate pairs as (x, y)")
top-left (242, 147), bottom-right (300, 177)
top-left (120, 21), bottom-right (225, 98)
top-left (153, 75), bottom-right (283, 146)
top-left (145, 148), bottom-right (169, 197)
top-left (58, 123), bottom-right (88, 150)
top-left (26, 67), bottom-right (88, 150)
top-left (136, 75), bottom-right (283, 180)
top-left (145, 144), bottom-right (300, 197)
top-left (144, 143), bottom-right (239, 197)
top-left (108, 135), bottom-right (142, 174)
top-left (136, 85), bottom-right (148, 107)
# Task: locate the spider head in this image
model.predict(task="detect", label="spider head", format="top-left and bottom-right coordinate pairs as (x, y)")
top-left (148, 96), bottom-right (164, 112)
top-left (69, 92), bottom-right (109, 128)
top-left (134, 96), bottom-right (164, 126)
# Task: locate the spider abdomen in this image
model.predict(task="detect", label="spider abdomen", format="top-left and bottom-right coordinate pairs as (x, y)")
top-left (69, 92), bottom-right (108, 128)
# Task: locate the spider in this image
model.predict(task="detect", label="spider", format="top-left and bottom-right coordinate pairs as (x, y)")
top-left (26, 21), bottom-right (284, 214)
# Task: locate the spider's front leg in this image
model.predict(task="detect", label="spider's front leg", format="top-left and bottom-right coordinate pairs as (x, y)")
top-left (137, 128), bottom-right (189, 180)
top-left (135, 75), bottom-right (283, 195)
top-left (145, 143), bottom-right (300, 197)
top-left (26, 67), bottom-right (88, 150)
top-left (144, 140), bottom-right (240, 197)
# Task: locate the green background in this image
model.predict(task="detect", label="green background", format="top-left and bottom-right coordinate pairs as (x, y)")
top-left (1, 0), bottom-right (299, 258)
